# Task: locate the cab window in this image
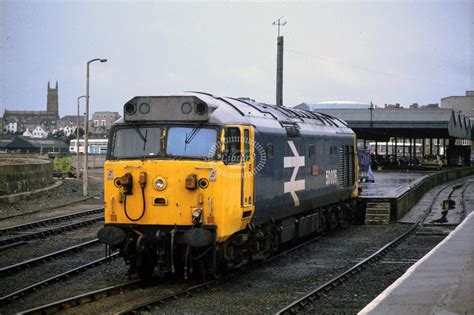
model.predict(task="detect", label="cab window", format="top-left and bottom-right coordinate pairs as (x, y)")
top-left (223, 127), bottom-right (241, 164)
top-left (166, 127), bottom-right (217, 158)
top-left (113, 127), bottom-right (161, 158)
top-left (244, 129), bottom-right (250, 161)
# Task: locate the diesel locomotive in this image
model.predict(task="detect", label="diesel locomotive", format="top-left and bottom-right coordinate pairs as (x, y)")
top-left (97, 92), bottom-right (358, 279)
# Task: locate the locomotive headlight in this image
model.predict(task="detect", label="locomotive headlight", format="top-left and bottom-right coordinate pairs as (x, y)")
top-left (124, 101), bottom-right (137, 115)
top-left (153, 177), bottom-right (166, 191)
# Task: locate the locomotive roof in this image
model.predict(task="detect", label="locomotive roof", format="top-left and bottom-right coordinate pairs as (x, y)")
top-left (116, 92), bottom-right (355, 136)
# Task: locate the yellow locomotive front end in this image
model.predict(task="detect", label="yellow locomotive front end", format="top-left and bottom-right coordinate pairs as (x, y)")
top-left (98, 95), bottom-right (256, 278)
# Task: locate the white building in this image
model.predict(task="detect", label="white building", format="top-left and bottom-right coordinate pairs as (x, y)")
top-left (441, 91), bottom-right (474, 117)
top-left (5, 122), bottom-right (18, 134)
top-left (30, 126), bottom-right (49, 139)
top-left (62, 125), bottom-right (76, 137)
top-left (22, 128), bottom-right (32, 137)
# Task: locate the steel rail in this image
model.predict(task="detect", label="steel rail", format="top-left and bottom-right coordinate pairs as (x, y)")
top-left (115, 235), bottom-right (325, 314)
top-left (0, 241), bottom-right (27, 251)
top-left (18, 279), bottom-right (142, 315)
top-left (0, 252), bottom-right (119, 305)
top-left (0, 194), bottom-right (101, 221)
top-left (117, 281), bottom-right (216, 315)
top-left (275, 178), bottom-right (467, 314)
top-left (13, 234), bottom-right (325, 315)
top-left (0, 207), bottom-right (103, 235)
top-left (275, 223), bottom-right (418, 314)
top-left (0, 216), bottom-right (103, 247)
top-left (0, 239), bottom-right (99, 276)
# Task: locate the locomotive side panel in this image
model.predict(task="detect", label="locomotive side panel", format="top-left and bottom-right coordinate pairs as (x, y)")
top-left (252, 127), bottom-right (356, 226)
top-left (251, 128), bottom-right (287, 225)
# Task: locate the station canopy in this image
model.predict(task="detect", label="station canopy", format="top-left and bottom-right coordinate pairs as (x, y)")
top-left (313, 108), bottom-right (472, 142)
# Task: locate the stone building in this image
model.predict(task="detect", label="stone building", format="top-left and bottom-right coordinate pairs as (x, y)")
top-left (2, 82), bottom-right (60, 134)
top-left (90, 111), bottom-right (121, 136)
top-left (441, 91), bottom-right (474, 117)
top-left (57, 115), bottom-right (85, 137)
top-left (58, 115), bottom-right (85, 129)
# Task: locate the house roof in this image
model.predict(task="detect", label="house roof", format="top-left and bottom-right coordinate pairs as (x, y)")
top-left (5, 137), bottom-right (68, 150)
top-left (60, 115), bottom-right (85, 120)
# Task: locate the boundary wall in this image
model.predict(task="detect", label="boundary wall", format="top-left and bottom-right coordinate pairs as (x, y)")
top-left (0, 158), bottom-right (54, 203)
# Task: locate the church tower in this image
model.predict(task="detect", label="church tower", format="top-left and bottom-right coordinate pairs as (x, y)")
top-left (47, 81), bottom-right (59, 115)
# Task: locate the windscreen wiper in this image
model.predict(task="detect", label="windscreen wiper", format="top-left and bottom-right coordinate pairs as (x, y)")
top-left (185, 121), bottom-right (203, 145)
top-left (131, 122), bottom-right (147, 149)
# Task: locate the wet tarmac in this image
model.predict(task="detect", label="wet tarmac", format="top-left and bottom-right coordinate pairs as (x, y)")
top-left (359, 171), bottom-right (433, 198)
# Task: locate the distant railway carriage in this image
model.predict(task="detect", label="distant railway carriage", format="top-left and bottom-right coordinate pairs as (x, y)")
top-left (98, 92), bottom-right (358, 279)
top-left (69, 139), bottom-right (108, 155)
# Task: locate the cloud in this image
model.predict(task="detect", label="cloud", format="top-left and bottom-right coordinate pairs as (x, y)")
top-left (1, 1), bottom-right (471, 115)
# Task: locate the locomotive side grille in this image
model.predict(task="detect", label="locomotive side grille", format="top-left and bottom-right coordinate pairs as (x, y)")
top-left (338, 145), bottom-right (344, 188)
top-left (343, 145), bottom-right (349, 187)
top-left (348, 145), bottom-right (354, 186)
top-left (338, 145), bottom-right (354, 188)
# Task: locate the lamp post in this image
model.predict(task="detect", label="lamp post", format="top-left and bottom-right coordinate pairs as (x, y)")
top-left (76, 95), bottom-right (86, 178)
top-left (84, 58), bottom-right (107, 197)
top-left (273, 16), bottom-right (286, 106)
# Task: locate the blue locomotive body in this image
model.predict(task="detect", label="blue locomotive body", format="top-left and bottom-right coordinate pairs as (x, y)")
top-left (225, 96), bottom-right (358, 241)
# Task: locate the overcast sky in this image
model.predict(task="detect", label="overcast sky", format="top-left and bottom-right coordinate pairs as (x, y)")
top-left (1, 0), bottom-right (473, 117)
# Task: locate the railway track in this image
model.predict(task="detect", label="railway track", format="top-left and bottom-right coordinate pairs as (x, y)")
top-left (275, 178), bottom-right (469, 314)
top-left (0, 207), bottom-right (103, 235)
top-left (18, 280), bottom-right (142, 315)
top-left (114, 235), bottom-right (325, 314)
top-left (13, 178), bottom-right (473, 314)
top-left (0, 208), bottom-right (103, 247)
top-left (0, 194), bottom-right (101, 221)
top-left (117, 281), bottom-right (215, 315)
top-left (0, 238), bottom-right (99, 276)
top-left (0, 252), bottom-right (119, 305)
top-left (16, 234), bottom-right (323, 314)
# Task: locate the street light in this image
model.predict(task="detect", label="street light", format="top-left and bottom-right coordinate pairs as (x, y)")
top-left (84, 58), bottom-right (107, 197)
top-left (76, 95), bottom-right (86, 178)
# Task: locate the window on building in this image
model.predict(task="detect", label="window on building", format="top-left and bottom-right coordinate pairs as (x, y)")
top-left (94, 120), bottom-right (99, 127)
top-left (101, 120), bottom-right (106, 126)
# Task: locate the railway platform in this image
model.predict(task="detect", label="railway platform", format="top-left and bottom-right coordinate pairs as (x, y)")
top-left (359, 210), bottom-right (474, 314)
top-left (358, 168), bottom-right (474, 224)
top-left (359, 171), bottom-right (431, 199)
